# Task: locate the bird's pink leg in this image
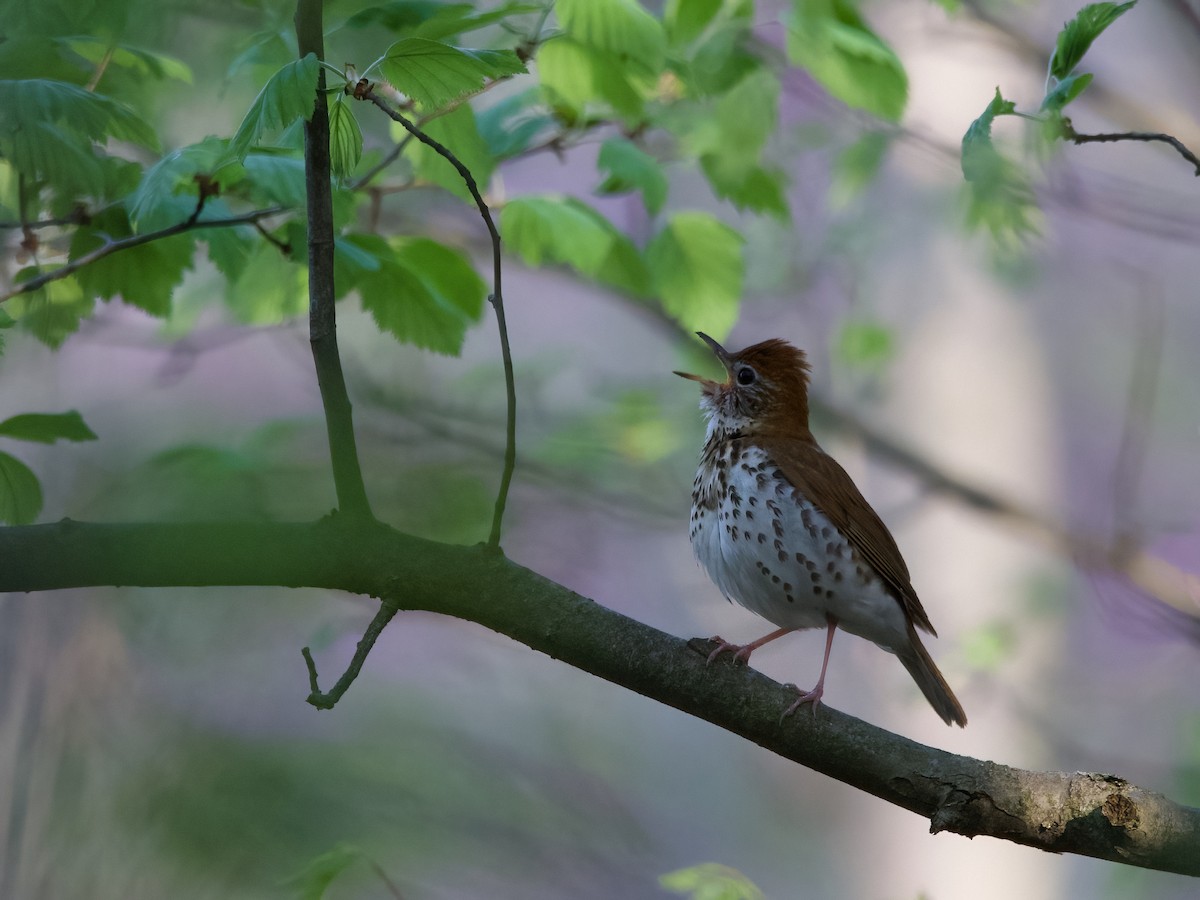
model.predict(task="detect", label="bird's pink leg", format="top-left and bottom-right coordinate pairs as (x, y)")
top-left (706, 627), bottom-right (796, 666)
top-left (783, 616), bottom-right (838, 719)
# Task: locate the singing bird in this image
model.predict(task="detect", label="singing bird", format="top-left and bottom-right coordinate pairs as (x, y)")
top-left (676, 334), bottom-right (967, 726)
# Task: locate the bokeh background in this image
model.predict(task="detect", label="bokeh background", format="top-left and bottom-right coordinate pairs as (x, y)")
top-left (2, 0), bottom-right (1199, 897)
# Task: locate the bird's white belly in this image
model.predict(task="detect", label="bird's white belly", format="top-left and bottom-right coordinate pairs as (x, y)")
top-left (689, 444), bottom-right (908, 651)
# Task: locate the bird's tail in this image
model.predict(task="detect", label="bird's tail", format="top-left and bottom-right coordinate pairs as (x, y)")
top-left (898, 627), bottom-right (967, 727)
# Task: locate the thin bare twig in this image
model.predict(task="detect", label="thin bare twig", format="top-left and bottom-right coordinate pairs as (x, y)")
top-left (1063, 123), bottom-right (1200, 176)
top-left (364, 86), bottom-right (517, 551)
top-left (302, 600), bottom-right (399, 709)
top-left (1, 205), bottom-right (288, 303)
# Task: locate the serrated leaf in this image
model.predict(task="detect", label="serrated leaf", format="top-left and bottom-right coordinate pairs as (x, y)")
top-left (0, 411), bottom-right (97, 444)
top-left (59, 36), bottom-right (193, 84)
top-left (345, 1), bottom-right (451, 31)
top-left (960, 89), bottom-right (1038, 241)
top-left (596, 138), bottom-right (668, 215)
top-left (412, 2), bottom-right (544, 40)
top-left (960, 88), bottom-right (1016, 184)
top-left (476, 88), bottom-right (554, 158)
top-left (241, 153), bottom-right (308, 207)
top-left (785, 0), bottom-right (908, 122)
top-left (355, 236), bottom-right (486, 354)
top-left (0, 78), bottom-right (159, 148)
top-left (129, 137), bottom-right (234, 231)
top-left (7, 267), bottom-right (92, 348)
top-left (226, 241), bottom-right (307, 323)
top-left (1040, 71), bottom-right (1094, 114)
top-left (229, 53), bottom-right (319, 160)
top-left (537, 37), bottom-right (644, 121)
top-left (684, 69), bottom-right (789, 216)
top-left (406, 104), bottom-right (494, 201)
top-left (70, 207), bottom-right (195, 316)
top-left (501, 194), bottom-right (618, 276)
top-left (1051, 1), bottom-right (1136, 81)
top-left (557, 0), bottom-right (666, 75)
top-left (0, 450), bottom-right (42, 525)
top-left (328, 95), bottom-right (363, 178)
top-left (379, 38), bottom-right (526, 110)
top-left (665, 0), bottom-right (725, 46)
top-left (646, 212), bottom-right (743, 340)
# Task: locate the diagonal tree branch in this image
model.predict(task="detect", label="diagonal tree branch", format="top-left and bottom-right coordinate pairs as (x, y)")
top-left (363, 86), bottom-right (517, 551)
top-left (0, 206), bottom-right (288, 303)
top-left (0, 518), bottom-right (1197, 877)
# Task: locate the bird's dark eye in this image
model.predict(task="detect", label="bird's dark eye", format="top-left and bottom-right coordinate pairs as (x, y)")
top-left (736, 366), bottom-right (756, 386)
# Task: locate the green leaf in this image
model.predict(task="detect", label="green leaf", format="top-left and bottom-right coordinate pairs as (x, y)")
top-left (406, 104), bottom-right (494, 201)
top-left (835, 320), bottom-right (893, 368)
top-left (58, 36), bottom-right (193, 84)
top-left (0, 411), bottom-right (97, 444)
top-left (476, 88), bottom-right (554, 158)
top-left (596, 138), bottom-right (668, 215)
top-left (501, 194), bottom-right (619, 276)
top-left (537, 36), bottom-right (644, 121)
top-left (241, 153), bottom-right (308, 207)
top-left (646, 212), bottom-right (743, 340)
top-left (7, 268), bottom-right (92, 348)
top-left (785, 0), bottom-right (908, 121)
top-left (0, 450), bottom-right (42, 525)
top-left (352, 235), bottom-right (486, 355)
top-left (412, 2), bottom-right (545, 40)
top-left (1040, 71), bottom-right (1094, 114)
top-left (284, 842), bottom-right (364, 900)
top-left (830, 131), bottom-right (890, 207)
top-left (960, 89), bottom-right (1038, 240)
top-left (682, 69), bottom-right (789, 216)
top-left (129, 137), bottom-right (234, 231)
top-left (1051, 1), bottom-right (1136, 80)
top-left (960, 88), bottom-right (1016, 184)
top-left (660, 863), bottom-right (765, 900)
top-left (226, 241), bottom-right (307, 323)
top-left (379, 38), bottom-right (526, 110)
top-left (70, 207), bottom-right (195, 317)
top-left (557, 0), bottom-right (666, 75)
top-left (328, 95), bottom-right (363, 178)
top-left (229, 53), bottom-right (319, 160)
top-left (0, 78), bottom-right (158, 148)
top-left (665, 0), bottom-right (725, 46)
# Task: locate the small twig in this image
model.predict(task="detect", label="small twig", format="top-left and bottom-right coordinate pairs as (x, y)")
top-left (364, 86), bottom-right (517, 551)
top-left (302, 601), bottom-right (400, 709)
top-left (253, 219), bottom-right (292, 255)
top-left (1, 206), bottom-right (288, 303)
top-left (1063, 123), bottom-right (1200, 176)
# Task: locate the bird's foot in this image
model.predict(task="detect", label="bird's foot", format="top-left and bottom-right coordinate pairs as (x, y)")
top-left (705, 636), bottom-right (755, 667)
top-left (781, 682), bottom-right (824, 721)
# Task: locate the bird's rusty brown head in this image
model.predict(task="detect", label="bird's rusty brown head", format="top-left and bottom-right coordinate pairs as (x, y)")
top-left (675, 333), bottom-right (812, 433)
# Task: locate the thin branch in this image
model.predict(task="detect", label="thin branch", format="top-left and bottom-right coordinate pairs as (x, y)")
top-left (296, 0), bottom-right (374, 520)
top-left (1, 518), bottom-right (1198, 876)
top-left (1063, 123), bottom-right (1200, 176)
top-left (1, 206), bottom-right (288, 303)
top-left (302, 600), bottom-right (399, 709)
top-left (364, 86), bottom-right (517, 551)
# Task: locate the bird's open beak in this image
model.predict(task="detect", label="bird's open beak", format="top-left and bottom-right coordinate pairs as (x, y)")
top-left (673, 332), bottom-right (731, 388)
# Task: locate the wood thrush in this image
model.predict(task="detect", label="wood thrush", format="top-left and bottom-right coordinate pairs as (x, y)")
top-left (676, 334), bottom-right (967, 726)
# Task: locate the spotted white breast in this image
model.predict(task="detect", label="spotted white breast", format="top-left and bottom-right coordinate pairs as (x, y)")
top-left (688, 435), bottom-right (909, 654)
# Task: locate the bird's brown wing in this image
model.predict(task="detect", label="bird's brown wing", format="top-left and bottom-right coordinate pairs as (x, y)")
top-left (758, 436), bottom-right (937, 635)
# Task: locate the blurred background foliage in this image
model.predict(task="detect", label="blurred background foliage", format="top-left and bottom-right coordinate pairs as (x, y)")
top-left (2, 0), bottom-right (1200, 897)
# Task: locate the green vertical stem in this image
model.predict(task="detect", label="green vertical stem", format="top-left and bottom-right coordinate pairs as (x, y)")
top-left (295, 0), bottom-right (372, 519)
